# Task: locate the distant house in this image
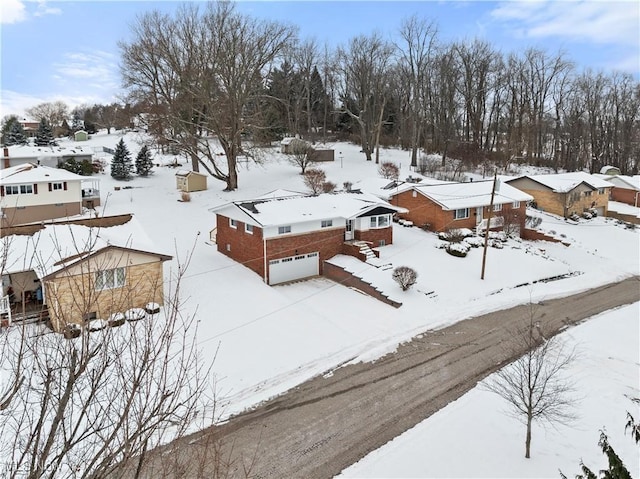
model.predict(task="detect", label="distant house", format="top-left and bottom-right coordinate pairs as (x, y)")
top-left (595, 174), bottom-right (640, 207)
top-left (0, 217), bottom-right (171, 332)
top-left (384, 179), bottom-right (533, 235)
top-left (600, 165), bottom-right (621, 176)
top-left (506, 172), bottom-right (613, 218)
top-left (74, 130), bottom-right (89, 142)
top-left (18, 118), bottom-right (39, 138)
top-left (280, 137), bottom-right (311, 154)
top-left (211, 192), bottom-right (406, 285)
top-left (2, 145), bottom-right (93, 169)
top-left (0, 163), bottom-right (100, 228)
top-left (175, 169), bottom-right (207, 192)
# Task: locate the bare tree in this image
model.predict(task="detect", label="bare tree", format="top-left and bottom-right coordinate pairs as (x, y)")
top-left (289, 145), bottom-right (317, 174)
top-left (303, 168), bottom-right (326, 195)
top-left (0, 232), bottom-right (214, 478)
top-left (485, 304), bottom-right (577, 458)
top-left (26, 101), bottom-right (69, 128)
top-left (392, 266), bottom-right (418, 291)
top-left (120, 2), bottom-right (295, 191)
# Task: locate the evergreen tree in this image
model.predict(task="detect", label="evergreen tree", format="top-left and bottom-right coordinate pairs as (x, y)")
top-left (135, 145), bottom-right (154, 176)
top-left (34, 118), bottom-right (57, 146)
top-left (110, 138), bottom-right (134, 180)
top-left (6, 121), bottom-right (28, 146)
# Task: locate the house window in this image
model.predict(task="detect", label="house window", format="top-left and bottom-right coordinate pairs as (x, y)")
top-left (321, 219), bottom-right (333, 228)
top-left (229, 218), bottom-right (237, 229)
top-left (20, 184), bottom-right (33, 194)
top-left (512, 201), bottom-right (520, 209)
top-left (369, 214), bottom-right (390, 228)
top-left (4, 185), bottom-right (19, 195)
top-left (598, 188), bottom-right (605, 194)
top-left (584, 191), bottom-right (592, 197)
top-left (245, 224), bottom-right (254, 234)
top-left (454, 208), bottom-right (469, 220)
top-left (52, 182), bottom-right (64, 191)
top-left (378, 239), bottom-right (386, 247)
top-left (493, 203), bottom-right (502, 212)
top-left (278, 225), bottom-right (291, 234)
top-left (95, 267), bottom-right (126, 291)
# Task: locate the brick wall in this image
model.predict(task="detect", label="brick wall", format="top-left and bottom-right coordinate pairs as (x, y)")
top-left (611, 187), bottom-right (640, 207)
top-left (216, 214), bottom-right (266, 278)
top-left (323, 262), bottom-right (401, 308)
top-left (354, 226), bottom-right (392, 246)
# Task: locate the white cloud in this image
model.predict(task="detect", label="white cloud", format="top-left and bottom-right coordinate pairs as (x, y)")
top-left (0, 0), bottom-right (27, 24)
top-left (491, 0), bottom-right (639, 46)
top-left (0, 88), bottom-right (120, 119)
top-left (34, 0), bottom-right (61, 18)
top-left (53, 51), bottom-right (120, 91)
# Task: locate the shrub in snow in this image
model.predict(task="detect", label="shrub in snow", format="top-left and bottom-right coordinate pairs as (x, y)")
top-left (446, 242), bottom-right (471, 257)
top-left (125, 308), bottom-right (146, 322)
top-left (108, 312), bottom-right (126, 327)
top-left (490, 239), bottom-right (504, 249)
top-left (439, 228), bottom-right (473, 242)
top-left (526, 215), bottom-right (542, 229)
top-left (145, 302), bottom-right (161, 314)
top-left (487, 231), bottom-right (507, 243)
top-left (569, 213), bottom-right (580, 222)
top-left (464, 236), bottom-right (484, 248)
top-left (303, 168), bottom-right (326, 195)
top-left (321, 181), bottom-right (336, 193)
top-left (87, 319), bottom-right (108, 332)
top-left (63, 323), bottom-right (81, 339)
top-left (392, 266), bottom-right (418, 291)
top-left (582, 211), bottom-right (593, 219)
top-left (378, 161), bottom-right (400, 180)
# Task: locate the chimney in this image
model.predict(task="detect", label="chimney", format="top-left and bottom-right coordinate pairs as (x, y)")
top-left (3, 147), bottom-right (9, 168)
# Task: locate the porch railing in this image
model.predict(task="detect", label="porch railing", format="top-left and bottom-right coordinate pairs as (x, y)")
top-left (0, 295), bottom-right (11, 326)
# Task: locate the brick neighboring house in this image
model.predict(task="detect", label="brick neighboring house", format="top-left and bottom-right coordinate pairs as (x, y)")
top-left (211, 192), bottom-right (406, 285)
top-left (506, 172), bottom-right (613, 218)
top-left (0, 163), bottom-right (100, 228)
top-left (595, 174), bottom-right (640, 207)
top-left (0, 217), bottom-right (171, 332)
top-left (381, 179), bottom-right (533, 235)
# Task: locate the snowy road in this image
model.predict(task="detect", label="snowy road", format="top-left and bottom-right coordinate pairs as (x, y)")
top-left (134, 276), bottom-right (640, 479)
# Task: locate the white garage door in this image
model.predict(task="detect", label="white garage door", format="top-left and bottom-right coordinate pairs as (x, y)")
top-left (269, 252), bottom-right (319, 285)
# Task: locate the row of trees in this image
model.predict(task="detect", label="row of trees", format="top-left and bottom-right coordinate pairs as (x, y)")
top-left (118, 2), bottom-right (640, 192)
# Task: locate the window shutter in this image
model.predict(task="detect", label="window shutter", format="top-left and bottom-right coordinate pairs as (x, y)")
top-left (48, 183), bottom-right (52, 191)
top-left (0, 187), bottom-right (4, 197)
top-left (63, 182), bottom-right (67, 191)
top-left (33, 184), bottom-right (38, 194)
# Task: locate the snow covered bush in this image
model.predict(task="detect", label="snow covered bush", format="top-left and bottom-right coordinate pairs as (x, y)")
top-left (378, 161), bottom-right (399, 180)
top-left (464, 236), bottom-right (484, 248)
top-left (392, 266), bottom-right (418, 291)
top-left (438, 228), bottom-right (473, 242)
top-left (446, 242), bottom-right (471, 257)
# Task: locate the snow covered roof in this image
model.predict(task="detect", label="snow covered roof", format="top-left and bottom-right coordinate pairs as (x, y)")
top-left (594, 174), bottom-right (640, 191)
top-left (0, 163), bottom-right (93, 184)
top-left (412, 180), bottom-right (534, 210)
top-left (3, 144), bottom-right (93, 159)
top-left (509, 172), bottom-right (614, 192)
top-left (211, 192), bottom-right (407, 227)
top-left (175, 169), bottom-right (206, 177)
top-left (1, 216), bottom-right (170, 279)
top-left (254, 189), bottom-right (307, 200)
top-left (355, 176), bottom-right (451, 200)
top-left (600, 165), bottom-right (621, 174)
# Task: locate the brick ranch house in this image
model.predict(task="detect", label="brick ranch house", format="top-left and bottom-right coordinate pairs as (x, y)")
top-left (373, 179), bottom-right (533, 235)
top-left (506, 172), bottom-right (613, 218)
top-left (595, 174), bottom-right (640, 207)
top-left (0, 163), bottom-right (100, 228)
top-left (0, 218), bottom-right (171, 332)
top-left (211, 192), bottom-right (406, 285)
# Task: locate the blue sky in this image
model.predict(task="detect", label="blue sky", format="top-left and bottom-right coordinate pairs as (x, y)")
top-left (1, 0), bottom-right (638, 118)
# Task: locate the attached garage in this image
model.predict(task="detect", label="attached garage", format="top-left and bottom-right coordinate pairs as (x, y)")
top-left (268, 252), bottom-right (319, 285)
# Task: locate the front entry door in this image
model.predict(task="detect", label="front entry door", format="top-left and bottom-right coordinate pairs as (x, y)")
top-left (475, 207), bottom-right (483, 226)
top-left (345, 219), bottom-right (354, 240)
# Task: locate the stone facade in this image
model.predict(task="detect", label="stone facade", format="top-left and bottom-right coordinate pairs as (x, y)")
top-left (44, 251), bottom-right (167, 331)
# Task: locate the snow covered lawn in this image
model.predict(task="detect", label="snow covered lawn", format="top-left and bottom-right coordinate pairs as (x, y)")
top-left (339, 302), bottom-right (640, 478)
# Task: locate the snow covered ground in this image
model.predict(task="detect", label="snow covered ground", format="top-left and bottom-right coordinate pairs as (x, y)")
top-left (14, 131), bottom-right (639, 474)
top-left (339, 302), bottom-right (640, 478)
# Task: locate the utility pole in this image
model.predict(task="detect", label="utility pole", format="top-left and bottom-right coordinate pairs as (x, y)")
top-left (481, 170), bottom-right (498, 280)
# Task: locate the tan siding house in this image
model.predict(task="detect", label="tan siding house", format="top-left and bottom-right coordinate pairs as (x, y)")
top-left (506, 172), bottom-right (613, 218)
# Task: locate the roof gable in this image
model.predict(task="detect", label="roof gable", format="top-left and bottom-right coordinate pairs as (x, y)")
top-left (0, 163), bottom-right (90, 184)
